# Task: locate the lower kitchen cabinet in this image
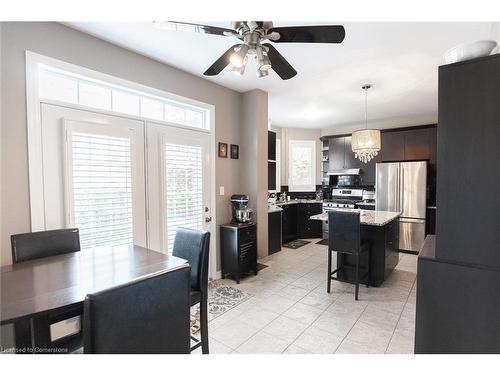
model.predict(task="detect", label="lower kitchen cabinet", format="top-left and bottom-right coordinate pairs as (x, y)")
top-left (268, 211), bottom-right (282, 254)
top-left (220, 223), bottom-right (258, 284)
top-left (297, 203), bottom-right (323, 238)
top-left (281, 204), bottom-right (297, 243)
top-left (336, 218), bottom-right (399, 287)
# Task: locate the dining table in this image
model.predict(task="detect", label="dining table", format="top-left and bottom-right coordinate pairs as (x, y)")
top-left (0, 244), bottom-right (187, 353)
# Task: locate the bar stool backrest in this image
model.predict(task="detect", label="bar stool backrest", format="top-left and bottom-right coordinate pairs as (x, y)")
top-left (328, 210), bottom-right (361, 255)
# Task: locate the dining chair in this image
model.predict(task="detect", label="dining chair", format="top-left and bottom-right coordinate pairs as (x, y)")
top-left (83, 265), bottom-right (191, 354)
top-left (327, 210), bottom-right (371, 300)
top-left (172, 227), bottom-right (210, 354)
top-left (10, 228), bottom-right (83, 352)
top-left (11, 228), bottom-right (81, 263)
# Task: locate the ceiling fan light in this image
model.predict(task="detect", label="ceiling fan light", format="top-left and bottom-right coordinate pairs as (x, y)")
top-left (230, 44), bottom-right (249, 68)
top-left (256, 47), bottom-right (272, 71)
top-left (231, 57), bottom-right (247, 76)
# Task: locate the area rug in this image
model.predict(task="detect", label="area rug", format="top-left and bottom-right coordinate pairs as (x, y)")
top-left (190, 280), bottom-right (253, 334)
top-left (316, 239), bottom-right (329, 246)
top-left (282, 239), bottom-right (311, 249)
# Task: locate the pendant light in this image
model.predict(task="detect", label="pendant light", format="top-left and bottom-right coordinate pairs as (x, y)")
top-left (351, 84), bottom-right (381, 163)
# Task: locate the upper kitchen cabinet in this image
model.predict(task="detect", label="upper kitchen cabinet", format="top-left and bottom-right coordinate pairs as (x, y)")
top-left (268, 130), bottom-right (277, 190)
top-left (381, 127), bottom-right (437, 163)
top-left (404, 128), bottom-right (432, 160)
top-left (343, 136), bottom-right (362, 169)
top-left (268, 130), bottom-right (276, 161)
top-left (381, 131), bottom-right (405, 161)
top-left (328, 137), bottom-right (345, 170)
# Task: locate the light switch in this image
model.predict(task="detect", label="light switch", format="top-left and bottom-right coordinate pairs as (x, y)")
top-left (219, 186), bottom-right (225, 196)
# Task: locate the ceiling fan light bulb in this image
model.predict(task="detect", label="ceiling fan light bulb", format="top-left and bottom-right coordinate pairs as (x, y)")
top-left (257, 69), bottom-right (269, 78)
top-left (230, 45), bottom-right (249, 68)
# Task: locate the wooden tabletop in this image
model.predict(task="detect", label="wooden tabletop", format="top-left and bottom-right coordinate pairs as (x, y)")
top-left (0, 245), bottom-right (187, 325)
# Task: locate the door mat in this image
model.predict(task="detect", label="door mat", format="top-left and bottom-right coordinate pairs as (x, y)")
top-left (316, 239), bottom-right (329, 246)
top-left (282, 239), bottom-right (311, 249)
top-left (257, 263), bottom-right (268, 271)
top-left (190, 280), bottom-right (253, 335)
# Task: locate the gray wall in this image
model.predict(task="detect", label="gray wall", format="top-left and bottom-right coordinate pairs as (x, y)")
top-left (241, 90), bottom-right (269, 258)
top-left (0, 22), bottom-right (245, 269)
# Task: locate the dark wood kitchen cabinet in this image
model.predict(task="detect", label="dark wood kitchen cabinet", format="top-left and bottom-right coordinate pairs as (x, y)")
top-left (268, 130), bottom-right (277, 190)
top-left (268, 211), bottom-right (282, 254)
top-left (381, 131), bottom-right (405, 161)
top-left (281, 203), bottom-right (297, 243)
top-left (329, 137), bottom-right (345, 170)
top-left (268, 130), bottom-right (276, 161)
top-left (343, 136), bottom-right (361, 169)
top-left (220, 223), bottom-right (258, 284)
top-left (404, 128), bottom-right (431, 160)
top-left (297, 203), bottom-right (323, 238)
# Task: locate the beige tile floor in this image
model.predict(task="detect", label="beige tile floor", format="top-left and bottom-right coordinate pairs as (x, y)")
top-left (197, 238), bottom-right (417, 354)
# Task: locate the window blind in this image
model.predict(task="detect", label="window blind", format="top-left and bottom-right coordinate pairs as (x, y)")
top-left (165, 143), bottom-right (203, 253)
top-left (71, 132), bottom-right (134, 249)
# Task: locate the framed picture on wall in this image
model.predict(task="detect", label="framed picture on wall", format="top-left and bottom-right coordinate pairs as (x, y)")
top-left (218, 142), bottom-right (228, 158)
top-left (230, 144), bottom-right (239, 159)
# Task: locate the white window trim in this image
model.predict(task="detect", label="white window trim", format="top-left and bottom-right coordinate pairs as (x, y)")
top-left (26, 50), bottom-right (216, 230)
top-left (288, 140), bottom-right (316, 192)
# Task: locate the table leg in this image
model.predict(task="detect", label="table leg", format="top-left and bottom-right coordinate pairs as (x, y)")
top-left (13, 319), bottom-right (32, 354)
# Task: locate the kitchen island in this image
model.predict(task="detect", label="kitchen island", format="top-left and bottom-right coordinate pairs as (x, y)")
top-left (310, 209), bottom-right (401, 287)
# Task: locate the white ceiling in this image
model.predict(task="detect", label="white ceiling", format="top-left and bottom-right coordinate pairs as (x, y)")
top-left (66, 22), bottom-right (496, 131)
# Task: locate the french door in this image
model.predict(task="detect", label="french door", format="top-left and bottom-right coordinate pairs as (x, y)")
top-left (40, 104), bottom-right (214, 275)
top-left (41, 103), bottom-right (147, 248)
top-left (147, 122), bottom-right (212, 255)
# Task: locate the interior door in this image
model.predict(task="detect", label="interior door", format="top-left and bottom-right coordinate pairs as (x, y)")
top-left (41, 103), bottom-right (147, 248)
top-left (147, 122), bottom-right (212, 257)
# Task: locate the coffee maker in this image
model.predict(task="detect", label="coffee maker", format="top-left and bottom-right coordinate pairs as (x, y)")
top-left (231, 194), bottom-right (253, 224)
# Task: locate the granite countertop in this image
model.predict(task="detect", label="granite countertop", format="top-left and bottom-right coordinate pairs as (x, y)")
top-left (276, 199), bottom-right (323, 206)
top-left (268, 205), bottom-right (283, 213)
top-left (310, 209), bottom-right (401, 226)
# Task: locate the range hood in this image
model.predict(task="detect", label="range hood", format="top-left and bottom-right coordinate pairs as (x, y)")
top-left (327, 168), bottom-right (361, 175)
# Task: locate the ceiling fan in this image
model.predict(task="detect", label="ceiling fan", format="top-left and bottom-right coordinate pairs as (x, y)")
top-left (154, 21), bottom-right (346, 80)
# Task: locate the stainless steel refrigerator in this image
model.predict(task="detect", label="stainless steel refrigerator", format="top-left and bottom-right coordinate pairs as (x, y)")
top-left (375, 161), bottom-right (427, 253)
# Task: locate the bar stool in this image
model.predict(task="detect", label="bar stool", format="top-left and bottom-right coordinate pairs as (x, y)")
top-left (327, 210), bottom-right (371, 300)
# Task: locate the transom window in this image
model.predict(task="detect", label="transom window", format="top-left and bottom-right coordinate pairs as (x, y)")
top-left (38, 64), bottom-right (210, 130)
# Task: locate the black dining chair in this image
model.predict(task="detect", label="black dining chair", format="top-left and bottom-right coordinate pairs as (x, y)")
top-left (10, 228), bottom-right (83, 352)
top-left (172, 227), bottom-right (210, 354)
top-left (327, 210), bottom-right (371, 300)
top-left (83, 265), bottom-right (191, 354)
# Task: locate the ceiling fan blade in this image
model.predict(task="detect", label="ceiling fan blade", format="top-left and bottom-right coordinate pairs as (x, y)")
top-left (268, 25), bottom-right (345, 43)
top-left (203, 44), bottom-right (240, 76)
top-left (155, 21), bottom-right (237, 37)
top-left (263, 43), bottom-right (297, 80)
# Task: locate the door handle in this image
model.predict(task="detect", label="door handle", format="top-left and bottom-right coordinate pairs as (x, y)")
top-left (205, 217), bottom-right (212, 223)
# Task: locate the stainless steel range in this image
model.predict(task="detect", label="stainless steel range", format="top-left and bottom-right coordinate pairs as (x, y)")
top-left (322, 188), bottom-right (363, 239)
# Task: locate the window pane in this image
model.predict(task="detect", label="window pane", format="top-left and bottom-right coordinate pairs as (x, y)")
top-left (112, 90), bottom-right (140, 116)
top-left (164, 103), bottom-right (185, 124)
top-left (79, 81), bottom-right (112, 110)
top-left (39, 69), bottom-right (78, 103)
top-left (185, 109), bottom-right (204, 128)
top-left (140, 97), bottom-right (164, 120)
top-left (71, 132), bottom-right (133, 249)
top-left (165, 143), bottom-right (203, 253)
top-left (289, 141), bottom-right (315, 191)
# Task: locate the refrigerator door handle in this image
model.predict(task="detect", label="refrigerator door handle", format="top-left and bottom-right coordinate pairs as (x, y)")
top-left (400, 165), bottom-right (404, 213)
